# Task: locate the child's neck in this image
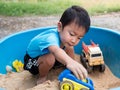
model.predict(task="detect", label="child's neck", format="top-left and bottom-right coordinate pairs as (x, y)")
top-left (60, 43), bottom-right (65, 49)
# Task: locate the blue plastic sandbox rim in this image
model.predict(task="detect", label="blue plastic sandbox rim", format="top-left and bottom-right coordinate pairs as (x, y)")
top-left (0, 26), bottom-right (120, 43)
top-left (0, 26), bottom-right (57, 42)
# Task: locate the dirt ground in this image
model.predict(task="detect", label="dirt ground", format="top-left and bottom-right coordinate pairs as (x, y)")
top-left (0, 12), bottom-right (120, 39)
top-left (0, 12), bottom-right (120, 90)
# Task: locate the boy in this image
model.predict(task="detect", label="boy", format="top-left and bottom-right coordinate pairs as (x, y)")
top-left (24, 5), bottom-right (91, 84)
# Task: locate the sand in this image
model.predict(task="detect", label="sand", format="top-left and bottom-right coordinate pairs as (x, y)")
top-left (0, 54), bottom-right (120, 90)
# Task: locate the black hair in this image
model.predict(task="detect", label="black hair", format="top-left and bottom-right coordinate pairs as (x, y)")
top-left (60, 5), bottom-right (91, 32)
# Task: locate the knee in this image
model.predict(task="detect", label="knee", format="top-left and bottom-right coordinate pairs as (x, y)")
top-left (46, 55), bottom-right (55, 67)
top-left (39, 53), bottom-right (55, 68)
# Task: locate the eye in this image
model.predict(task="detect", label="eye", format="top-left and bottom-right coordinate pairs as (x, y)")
top-left (70, 32), bottom-right (75, 36)
top-left (78, 37), bottom-right (83, 39)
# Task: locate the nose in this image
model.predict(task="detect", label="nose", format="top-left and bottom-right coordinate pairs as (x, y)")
top-left (71, 38), bottom-right (76, 45)
top-left (71, 37), bottom-right (79, 46)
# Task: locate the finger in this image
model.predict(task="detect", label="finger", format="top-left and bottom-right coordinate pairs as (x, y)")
top-left (82, 71), bottom-right (87, 79)
top-left (84, 69), bottom-right (88, 78)
top-left (74, 63), bottom-right (86, 80)
top-left (73, 70), bottom-right (80, 80)
top-left (73, 67), bottom-right (84, 80)
top-left (79, 64), bottom-right (88, 78)
top-left (81, 68), bottom-right (88, 79)
top-left (76, 65), bottom-right (87, 80)
top-left (77, 68), bottom-right (84, 80)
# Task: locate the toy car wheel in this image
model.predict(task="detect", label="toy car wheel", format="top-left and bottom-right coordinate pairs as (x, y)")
top-left (87, 65), bottom-right (93, 73)
top-left (80, 54), bottom-right (87, 69)
top-left (80, 88), bottom-right (89, 90)
top-left (60, 81), bottom-right (74, 90)
top-left (99, 64), bottom-right (105, 72)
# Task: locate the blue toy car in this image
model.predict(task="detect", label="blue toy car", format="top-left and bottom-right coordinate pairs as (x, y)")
top-left (58, 69), bottom-right (94, 90)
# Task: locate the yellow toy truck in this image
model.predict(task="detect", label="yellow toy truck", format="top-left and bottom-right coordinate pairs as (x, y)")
top-left (80, 41), bottom-right (105, 73)
top-left (58, 69), bottom-right (94, 90)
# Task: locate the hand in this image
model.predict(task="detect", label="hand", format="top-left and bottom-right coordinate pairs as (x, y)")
top-left (66, 60), bottom-right (88, 80)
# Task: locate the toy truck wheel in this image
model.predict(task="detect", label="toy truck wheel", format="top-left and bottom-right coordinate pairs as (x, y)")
top-left (87, 66), bottom-right (93, 73)
top-left (99, 64), bottom-right (105, 72)
top-left (60, 81), bottom-right (74, 90)
top-left (80, 54), bottom-right (87, 69)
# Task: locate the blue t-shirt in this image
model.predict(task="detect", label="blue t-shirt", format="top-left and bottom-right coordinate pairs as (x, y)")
top-left (27, 28), bottom-right (60, 58)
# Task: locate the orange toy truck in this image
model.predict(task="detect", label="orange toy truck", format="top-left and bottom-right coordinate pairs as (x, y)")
top-left (80, 41), bottom-right (105, 73)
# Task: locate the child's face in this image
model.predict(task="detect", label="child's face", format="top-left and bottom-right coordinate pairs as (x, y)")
top-left (58, 22), bottom-right (86, 48)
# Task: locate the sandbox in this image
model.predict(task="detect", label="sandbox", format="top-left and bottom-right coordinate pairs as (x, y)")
top-left (0, 26), bottom-right (120, 90)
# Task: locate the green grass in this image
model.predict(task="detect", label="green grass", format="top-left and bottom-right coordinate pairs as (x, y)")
top-left (0, 0), bottom-right (81, 16)
top-left (0, 0), bottom-right (120, 16)
top-left (88, 4), bottom-right (120, 15)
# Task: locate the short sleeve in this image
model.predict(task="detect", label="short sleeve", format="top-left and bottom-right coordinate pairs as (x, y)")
top-left (27, 28), bottom-right (60, 58)
top-left (39, 32), bottom-right (60, 54)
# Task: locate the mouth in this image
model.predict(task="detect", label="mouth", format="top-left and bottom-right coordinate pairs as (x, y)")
top-left (68, 43), bottom-right (74, 47)
top-left (63, 43), bottom-right (74, 47)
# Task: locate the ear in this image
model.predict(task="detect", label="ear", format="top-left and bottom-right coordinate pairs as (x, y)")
top-left (57, 21), bottom-right (62, 32)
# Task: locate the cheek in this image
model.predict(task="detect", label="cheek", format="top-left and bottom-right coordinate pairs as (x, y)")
top-left (75, 39), bottom-right (80, 45)
top-left (63, 35), bottom-right (70, 42)
top-left (62, 32), bottom-right (70, 41)
top-left (60, 34), bottom-right (68, 43)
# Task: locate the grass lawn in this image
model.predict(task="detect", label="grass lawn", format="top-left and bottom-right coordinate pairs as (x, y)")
top-left (0, 0), bottom-right (120, 16)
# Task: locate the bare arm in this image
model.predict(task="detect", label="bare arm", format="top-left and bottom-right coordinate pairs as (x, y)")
top-left (48, 45), bottom-right (88, 80)
top-left (65, 47), bottom-right (75, 59)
